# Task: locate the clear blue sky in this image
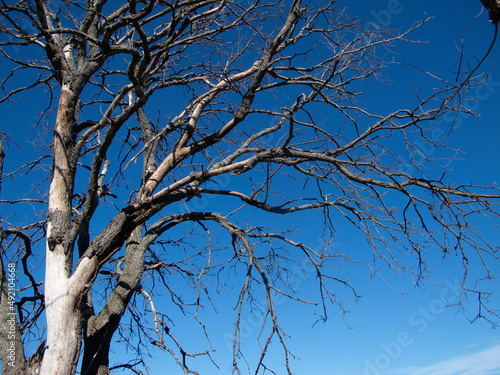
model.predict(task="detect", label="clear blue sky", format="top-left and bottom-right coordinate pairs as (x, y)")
top-left (1, 1), bottom-right (499, 374)
top-left (282, 1), bottom-right (500, 374)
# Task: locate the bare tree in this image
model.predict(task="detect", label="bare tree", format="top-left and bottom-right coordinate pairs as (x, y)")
top-left (0, 1), bottom-right (499, 374)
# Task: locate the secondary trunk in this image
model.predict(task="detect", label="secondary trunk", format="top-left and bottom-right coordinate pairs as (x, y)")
top-left (81, 226), bottom-right (146, 375)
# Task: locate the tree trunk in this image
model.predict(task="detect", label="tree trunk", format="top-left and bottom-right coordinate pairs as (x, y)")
top-left (39, 84), bottom-right (82, 375)
top-left (81, 226), bottom-right (146, 375)
top-left (38, 273), bottom-right (81, 375)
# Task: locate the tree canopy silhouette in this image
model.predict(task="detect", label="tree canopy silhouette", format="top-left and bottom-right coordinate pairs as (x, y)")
top-left (0, 1), bottom-right (499, 374)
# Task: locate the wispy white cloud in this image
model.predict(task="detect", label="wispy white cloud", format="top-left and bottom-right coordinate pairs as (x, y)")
top-left (394, 343), bottom-right (500, 375)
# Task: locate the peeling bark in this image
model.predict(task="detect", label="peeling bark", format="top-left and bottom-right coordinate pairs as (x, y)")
top-left (40, 84), bottom-right (81, 375)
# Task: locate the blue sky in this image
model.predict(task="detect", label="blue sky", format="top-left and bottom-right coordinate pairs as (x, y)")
top-left (1, 0), bottom-right (499, 374)
top-left (277, 1), bottom-right (500, 374)
top-left (147, 1), bottom-right (500, 374)
top-left (119, 1), bottom-right (500, 371)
